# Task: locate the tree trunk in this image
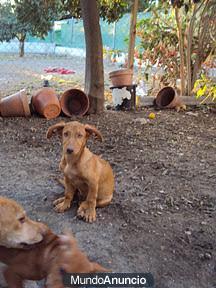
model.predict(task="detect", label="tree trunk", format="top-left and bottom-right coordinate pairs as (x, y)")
top-left (19, 39), bottom-right (25, 57)
top-left (192, 54), bottom-right (202, 88)
top-left (128, 0), bottom-right (139, 71)
top-left (80, 0), bottom-right (104, 114)
top-left (186, 1), bottom-right (204, 95)
top-left (175, 8), bottom-right (185, 96)
top-left (186, 5), bottom-right (197, 96)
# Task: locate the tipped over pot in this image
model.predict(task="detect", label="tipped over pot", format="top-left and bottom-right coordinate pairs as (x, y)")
top-left (0, 89), bottom-right (31, 117)
top-left (60, 89), bottom-right (89, 117)
top-left (155, 86), bottom-right (183, 109)
top-left (31, 87), bottom-right (61, 120)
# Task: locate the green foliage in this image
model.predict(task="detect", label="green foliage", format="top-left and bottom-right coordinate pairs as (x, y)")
top-left (0, 2), bottom-right (26, 42)
top-left (194, 74), bottom-right (216, 103)
top-left (14, 0), bottom-right (56, 38)
top-left (0, 0), bottom-right (55, 44)
top-left (55, 0), bottom-right (154, 23)
top-left (137, 3), bottom-right (178, 51)
top-left (56, 0), bottom-right (129, 23)
top-left (136, 1), bottom-right (180, 83)
top-left (171, 0), bottom-right (201, 9)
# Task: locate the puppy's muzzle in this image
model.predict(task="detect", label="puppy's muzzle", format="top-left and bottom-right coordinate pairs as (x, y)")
top-left (66, 147), bottom-right (74, 154)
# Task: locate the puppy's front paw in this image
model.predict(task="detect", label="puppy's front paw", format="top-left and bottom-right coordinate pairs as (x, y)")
top-left (53, 197), bottom-right (71, 213)
top-left (77, 202), bottom-right (96, 223)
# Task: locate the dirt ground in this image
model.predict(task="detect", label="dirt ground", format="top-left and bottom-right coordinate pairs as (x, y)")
top-left (0, 106), bottom-right (215, 288)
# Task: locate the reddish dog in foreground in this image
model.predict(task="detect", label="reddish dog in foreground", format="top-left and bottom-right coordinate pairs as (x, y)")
top-left (47, 121), bottom-right (115, 222)
top-left (0, 229), bottom-right (109, 288)
top-left (0, 196), bottom-right (47, 248)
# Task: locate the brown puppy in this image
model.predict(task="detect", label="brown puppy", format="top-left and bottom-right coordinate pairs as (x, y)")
top-left (0, 229), bottom-right (108, 288)
top-left (0, 197), bottom-right (47, 248)
top-left (47, 121), bottom-right (114, 223)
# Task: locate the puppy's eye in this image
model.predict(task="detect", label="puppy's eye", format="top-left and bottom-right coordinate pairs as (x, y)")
top-left (18, 217), bottom-right (26, 224)
top-left (77, 133), bottom-right (83, 138)
top-left (63, 132), bottom-right (69, 137)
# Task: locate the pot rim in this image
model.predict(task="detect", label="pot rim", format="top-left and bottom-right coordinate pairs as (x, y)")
top-left (109, 69), bottom-right (133, 77)
top-left (60, 88), bottom-right (89, 117)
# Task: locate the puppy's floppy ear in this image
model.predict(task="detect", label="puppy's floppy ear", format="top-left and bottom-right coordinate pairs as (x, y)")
top-left (85, 124), bottom-right (103, 142)
top-left (46, 121), bottom-right (65, 139)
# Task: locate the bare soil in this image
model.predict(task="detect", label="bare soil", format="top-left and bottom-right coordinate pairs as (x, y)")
top-left (0, 107), bottom-right (215, 288)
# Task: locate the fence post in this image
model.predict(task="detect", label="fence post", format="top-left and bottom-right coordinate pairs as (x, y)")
top-left (71, 18), bottom-right (74, 47)
top-left (113, 22), bottom-right (116, 49)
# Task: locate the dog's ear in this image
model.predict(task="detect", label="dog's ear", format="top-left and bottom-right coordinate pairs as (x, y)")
top-left (46, 122), bottom-right (65, 139)
top-left (85, 124), bottom-right (103, 142)
top-left (91, 262), bottom-right (111, 273)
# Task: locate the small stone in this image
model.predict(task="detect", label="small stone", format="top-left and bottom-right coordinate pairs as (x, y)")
top-left (199, 252), bottom-right (212, 260)
top-left (204, 252), bottom-right (212, 260)
top-left (134, 118), bottom-right (148, 125)
top-left (30, 127), bottom-right (37, 133)
top-left (186, 111), bottom-right (199, 117)
top-left (185, 230), bottom-right (191, 236)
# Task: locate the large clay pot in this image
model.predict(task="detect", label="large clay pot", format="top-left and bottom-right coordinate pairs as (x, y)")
top-left (31, 87), bottom-right (61, 120)
top-left (60, 89), bottom-right (89, 117)
top-left (155, 86), bottom-right (182, 108)
top-left (109, 69), bottom-right (133, 86)
top-left (0, 89), bottom-right (31, 117)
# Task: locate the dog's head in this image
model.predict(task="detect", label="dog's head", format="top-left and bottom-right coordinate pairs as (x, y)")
top-left (0, 197), bottom-right (48, 248)
top-left (47, 121), bottom-right (103, 158)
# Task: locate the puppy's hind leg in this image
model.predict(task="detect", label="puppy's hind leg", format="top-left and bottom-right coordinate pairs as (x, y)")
top-left (96, 195), bottom-right (113, 208)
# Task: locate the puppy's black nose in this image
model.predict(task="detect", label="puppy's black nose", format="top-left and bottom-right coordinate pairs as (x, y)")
top-left (66, 148), bottom-right (73, 154)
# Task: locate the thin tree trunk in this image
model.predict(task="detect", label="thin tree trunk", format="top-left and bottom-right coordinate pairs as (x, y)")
top-left (186, 5), bottom-right (197, 95)
top-left (191, 0), bottom-right (212, 89)
top-left (128, 0), bottom-right (139, 71)
top-left (175, 8), bottom-right (185, 96)
top-left (80, 0), bottom-right (104, 114)
top-left (186, 1), bottom-right (204, 95)
top-left (192, 55), bottom-right (202, 88)
top-left (19, 38), bottom-right (25, 57)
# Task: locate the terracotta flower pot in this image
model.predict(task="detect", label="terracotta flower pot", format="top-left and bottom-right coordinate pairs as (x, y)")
top-left (109, 69), bottom-right (133, 86)
top-left (155, 86), bottom-right (182, 109)
top-left (31, 87), bottom-right (61, 120)
top-left (60, 89), bottom-right (89, 117)
top-left (0, 89), bottom-right (31, 117)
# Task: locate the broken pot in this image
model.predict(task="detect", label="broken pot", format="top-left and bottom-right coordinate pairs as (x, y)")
top-left (31, 87), bottom-right (61, 120)
top-left (60, 89), bottom-right (89, 117)
top-left (0, 89), bottom-right (31, 117)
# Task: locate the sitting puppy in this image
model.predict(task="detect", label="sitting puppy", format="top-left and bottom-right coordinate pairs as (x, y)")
top-left (0, 229), bottom-right (108, 288)
top-left (47, 121), bottom-right (114, 223)
top-left (0, 196), bottom-right (47, 248)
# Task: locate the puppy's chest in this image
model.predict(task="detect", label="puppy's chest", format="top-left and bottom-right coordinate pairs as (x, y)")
top-left (64, 166), bottom-right (88, 188)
